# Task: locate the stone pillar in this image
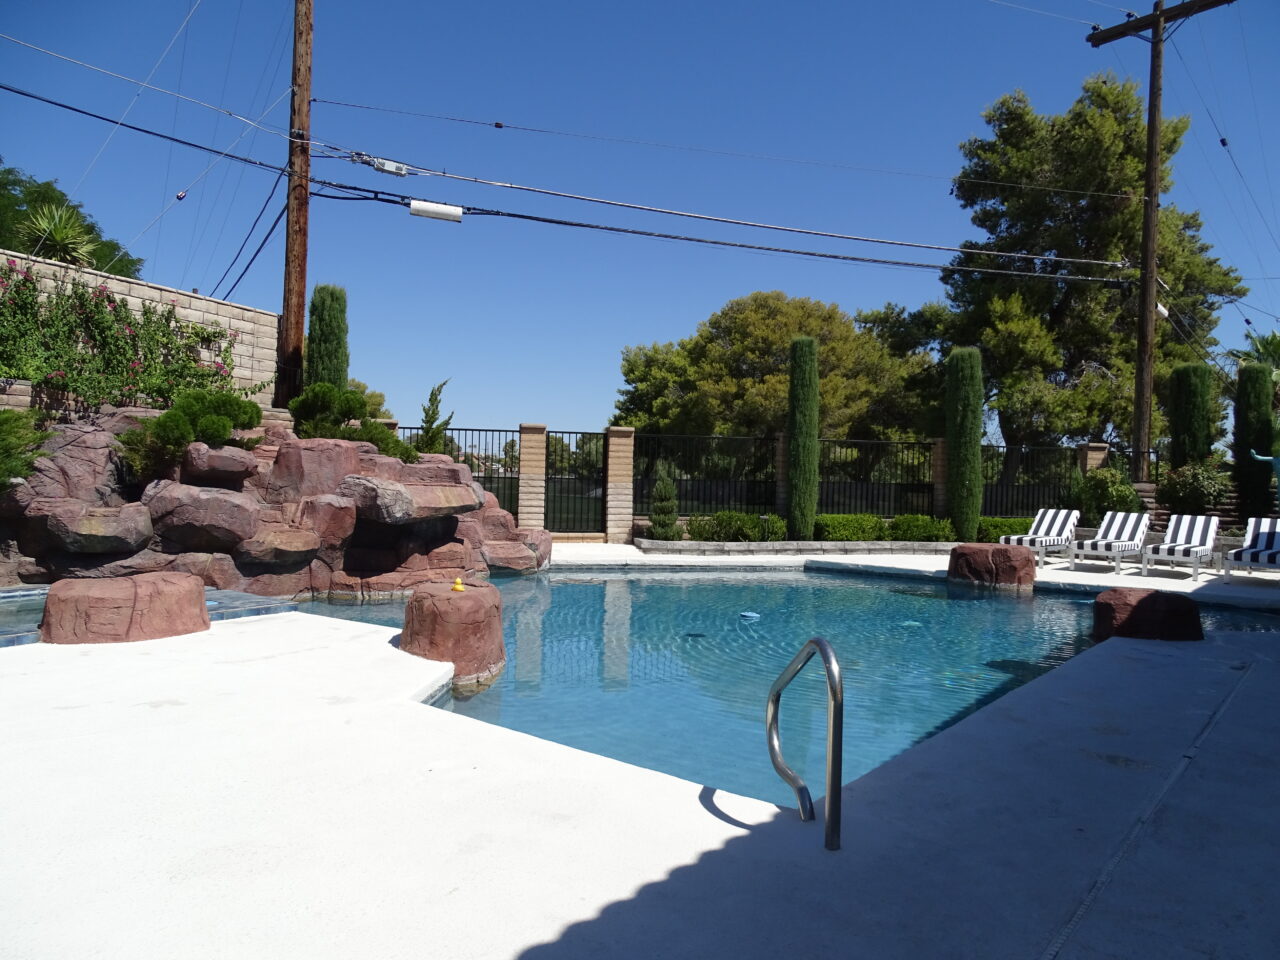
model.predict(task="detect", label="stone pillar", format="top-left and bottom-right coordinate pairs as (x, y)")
top-left (1077, 442), bottom-right (1110, 474)
top-left (517, 424), bottom-right (547, 530)
top-left (774, 434), bottom-right (789, 516)
top-left (931, 437), bottom-right (948, 519)
top-left (604, 426), bottom-right (635, 543)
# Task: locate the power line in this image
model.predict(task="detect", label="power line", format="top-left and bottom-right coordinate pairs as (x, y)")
top-left (222, 204), bottom-right (286, 301)
top-left (356, 155), bottom-right (1127, 268)
top-left (313, 97), bottom-right (1137, 202)
top-left (211, 170), bottom-right (284, 299)
top-left (985, 0), bottom-right (1099, 28)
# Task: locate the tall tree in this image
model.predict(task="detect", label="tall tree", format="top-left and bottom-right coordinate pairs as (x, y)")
top-left (945, 348), bottom-right (984, 541)
top-left (412, 380), bottom-right (455, 455)
top-left (613, 291), bottom-right (930, 438)
top-left (787, 336), bottom-right (819, 540)
top-left (898, 75), bottom-right (1244, 449)
top-left (303, 285), bottom-right (349, 389)
top-left (1229, 331), bottom-right (1280, 406)
top-left (1232, 363), bottom-right (1274, 519)
top-left (0, 157), bottom-right (143, 278)
top-left (1167, 363), bottom-right (1212, 468)
top-left (347, 378), bottom-right (393, 420)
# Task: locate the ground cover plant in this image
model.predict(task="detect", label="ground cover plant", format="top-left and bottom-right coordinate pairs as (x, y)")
top-left (288, 382), bottom-right (418, 462)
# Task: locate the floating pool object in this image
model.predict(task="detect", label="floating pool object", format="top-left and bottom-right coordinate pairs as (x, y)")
top-left (740, 611), bottom-right (760, 620)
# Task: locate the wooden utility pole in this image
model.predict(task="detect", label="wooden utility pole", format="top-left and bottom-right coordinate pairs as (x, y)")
top-left (275, 0), bottom-right (313, 408)
top-left (1087, 0), bottom-right (1235, 482)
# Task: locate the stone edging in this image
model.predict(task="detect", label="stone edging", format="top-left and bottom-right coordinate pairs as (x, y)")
top-left (634, 537), bottom-right (960, 555)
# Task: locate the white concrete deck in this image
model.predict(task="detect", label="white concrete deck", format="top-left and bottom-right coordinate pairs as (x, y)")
top-left (3, 550), bottom-right (1279, 959)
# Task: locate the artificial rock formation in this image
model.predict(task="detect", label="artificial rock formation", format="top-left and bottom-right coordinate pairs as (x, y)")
top-left (946, 542), bottom-right (1036, 590)
top-left (1092, 588), bottom-right (1204, 642)
top-left (39, 570), bottom-right (210, 644)
top-left (399, 578), bottom-right (505, 691)
top-left (2, 417), bottom-right (551, 598)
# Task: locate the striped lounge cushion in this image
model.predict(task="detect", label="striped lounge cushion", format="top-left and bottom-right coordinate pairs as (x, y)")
top-left (999, 509), bottom-right (1078, 547)
top-left (1227, 518), bottom-right (1280, 564)
top-left (1076, 539), bottom-right (1143, 554)
top-left (1149, 542), bottom-right (1212, 558)
top-left (1001, 534), bottom-right (1070, 547)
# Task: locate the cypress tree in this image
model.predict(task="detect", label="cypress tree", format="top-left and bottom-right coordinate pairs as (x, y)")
top-left (1232, 363), bottom-right (1275, 518)
top-left (304, 284), bottom-right (349, 388)
top-left (647, 461), bottom-right (681, 541)
top-left (1168, 362), bottom-right (1212, 468)
top-left (787, 336), bottom-right (819, 540)
top-left (945, 347), bottom-right (983, 542)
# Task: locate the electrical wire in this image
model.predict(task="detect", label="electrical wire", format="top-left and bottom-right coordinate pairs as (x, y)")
top-left (222, 204), bottom-right (286, 301)
top-left (363, 156), bottom-right (1128, 268)
top-left (210, 170), bottom-right (284, 299)
top-left (313, 97), bottom-right (1138, 202)
top-left (985, 0), bottom-right (1098, 28)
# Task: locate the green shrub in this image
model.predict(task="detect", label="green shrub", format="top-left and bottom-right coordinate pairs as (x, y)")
top-left (194, 415), bottom-right (232, 448)
top-left (684, 510), bottom-right (785, 542)
top-left (288, 382), bottom-right (418, 462)
top-left (1078, 467), bottom-right (1141, 526)
top-left (1232, 363), bottom-right (1275, 519)
top-left (412, 380), bottom-right (455, 454)
top-left (945, 346), bottom-right (984, 541)
top-left (0, 409), bottom-right (50, 490)
top-left (888, 514), bottom-right (956, 542)
top-left (303, 285), bottom-right (349, 389)
top-left (647, 462), bottom-right (682, 541)
top-left (115, 388), bottom-right (263, 483)
top-left (814, 513), bottom-right (889, 541)
top-left (975, 517), bottom-right (1034, 542)
top-left (787, 336), bottom-right (819, 540)
top-left (1156, 460), bottom-right (1232, 515)
top-left (1167, 363), bottom-right (1212, 468)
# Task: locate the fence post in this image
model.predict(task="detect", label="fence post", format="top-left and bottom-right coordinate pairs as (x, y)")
top-left (774, 433), bottom-right (789, 516)
top-left (517, 424), bottom-right (547, 530)
top-left (1077, 442), bottom-right (1110, 474)
top-left (604, 426), bottom-right (635, 543)
top-left (931, 437), bottom-right (948, 519)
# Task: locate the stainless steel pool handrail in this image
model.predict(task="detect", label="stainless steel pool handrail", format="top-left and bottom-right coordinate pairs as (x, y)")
top-left (765, 636), bottom-right (843, 851)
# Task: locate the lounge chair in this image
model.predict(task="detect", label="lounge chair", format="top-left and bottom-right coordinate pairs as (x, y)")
top-left (1140, 514), bottom-right (1219, 581)
top-left (1223, 517), bottom-right (1280, 581)
top-left (1068, 511), bottom-right (1151, 574)
top-left (998, 508), bottom-right (1080, 567)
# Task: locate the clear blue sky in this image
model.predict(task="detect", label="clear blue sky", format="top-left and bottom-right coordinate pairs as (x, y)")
top-left (5, 0), bottom-right (1278, 430)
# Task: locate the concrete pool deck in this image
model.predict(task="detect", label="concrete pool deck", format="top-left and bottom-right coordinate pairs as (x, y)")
top-left (2, 547), bottom-right (1278, 958)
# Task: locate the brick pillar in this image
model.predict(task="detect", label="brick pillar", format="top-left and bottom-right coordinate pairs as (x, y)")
top-left (1077, 442), bottom-right (1109, 474)
top-left (517, 424), bottom-right (547, 530)
top-left (774, 434), bottom-right (789, 516)
top-left (931, 437), bottom-right (948, 519)
top-left (604, 425), bottom-right (635, 543)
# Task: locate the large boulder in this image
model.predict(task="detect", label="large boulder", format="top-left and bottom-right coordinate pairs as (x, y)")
top-left (947, 543), bottom-right (1036, 590)
top-left (23, 415), bottom-right (138, 505)
top-left (295, 494), bottom-right (357, 562)
top-left (39, 571), bottom-right (209, 644)
top-left (23, 499), bottom-right (153, 555)
top-left (265, 439), bottom-right (361, 503)
top-left (455, 494), bottom-right (545, 574)
top-left (400, 579), bottom-right (505, 691)
top-left (1093, 588), bottom-right (1203, 642)
top-left (181, 442), bottom-right (258, 488)
top-left (338, 475), bottom-right (417, 524)
top-left (520, 528), bottom-right (553, 571)
top-left (233, 523), bottom-right (321, 567)
top-left (144, 480), bottom-right (261, 551)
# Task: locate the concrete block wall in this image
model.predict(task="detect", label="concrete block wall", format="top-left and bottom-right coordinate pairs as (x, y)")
top-left (516, 424), bottom-right (547, 530)
top-left (3, 249), bottom-right (279, 403)
top-left (604, 426), bottom-right (635, 544)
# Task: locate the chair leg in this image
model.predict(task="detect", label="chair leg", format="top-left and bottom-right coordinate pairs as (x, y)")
top-left (1192, 558), bottom-right (1200, 582)
top-left (1115, 554), bottom-right (1122, 575)
top-left (1141, 554), bottom-right (1148, 576)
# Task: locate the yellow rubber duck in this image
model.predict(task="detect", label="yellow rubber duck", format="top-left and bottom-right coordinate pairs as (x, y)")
top-left (451, 577), bottom-right (466, 592)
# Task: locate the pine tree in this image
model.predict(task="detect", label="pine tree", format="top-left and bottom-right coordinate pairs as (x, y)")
top-left (787, 336), bottom-right (819, 540)
top-left (946, 347), bottom-right (983, 542)
top-left (1168, 363), bottom-right (1211, 468)
top-left (647, 461), bottom-right (681, 540)
top-left (1232, 363), bottom-right (1275, 518)
top-left (412, 380), bottom-right (455, 454)
top-left (304, 285), bottom-right (349, 389)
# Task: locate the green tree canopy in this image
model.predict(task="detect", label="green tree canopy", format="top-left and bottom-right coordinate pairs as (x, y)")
top-left (347, 378), bottom-right (393, 419)
top-left (0, 157), bottom-right (143, 278)
top-left (612, 291), bottom-right (931, 438)
top-left (898, 74), bottom-right (1244, 448)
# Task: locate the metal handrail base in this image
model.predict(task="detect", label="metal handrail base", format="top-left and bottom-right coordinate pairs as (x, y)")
top-left (765, 636), bottom-right (844, 851)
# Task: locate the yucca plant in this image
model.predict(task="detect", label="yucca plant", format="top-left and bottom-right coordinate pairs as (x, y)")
top-left (19, 204), bottom-right (98, 266)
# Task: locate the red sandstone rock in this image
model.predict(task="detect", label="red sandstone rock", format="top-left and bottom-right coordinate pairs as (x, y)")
top-left (233, 523), bottom-right (320, 566)
top-left (400, 579), bottom-right (505, 690)
top-left (39, 571), bottom-right (209, 644)
top-left (265, 439), bottom-right (360, 503)
top-left (406, 483), bottom-right (484, 519)
top-left (357, 453), bottom-right (406, 481)
top-left (145, 481), bottom-right (261, 551)
top-left (1093, 588), bottom-right (1203, 642)
top-left (398, 459), bottom-right (475, 486)
top-left (181, 442), bottom-right (258, 487)
top-left (296, 494), bottom-right (356, 560)
top-left (338, 475), bottom-right (417, 524)
top-left (520, 528), bottom-right (553, 570)
top-left (947, 543), bottom-right (1036, 589)
top-left (24, 499), bottom-right (153, 555)
top-left (24, 415), bottom-right (139, 505)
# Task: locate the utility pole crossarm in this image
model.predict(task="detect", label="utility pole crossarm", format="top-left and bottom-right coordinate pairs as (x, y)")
top-left (1087, 0), bottom-right (1235, 46)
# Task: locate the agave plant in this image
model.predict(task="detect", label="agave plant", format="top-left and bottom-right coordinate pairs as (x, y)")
top-left (18, 203), bottom-right (98, 266)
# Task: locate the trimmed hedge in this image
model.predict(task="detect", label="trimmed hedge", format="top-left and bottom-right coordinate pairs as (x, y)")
top-left (975, 517), bottom-right (1034, 542)
top-left (814, 513), bottom-right (889, 541)
top-left (686, 511), bottom-right (786, 542)
top-left (888, 514), bottom-right (956, 542)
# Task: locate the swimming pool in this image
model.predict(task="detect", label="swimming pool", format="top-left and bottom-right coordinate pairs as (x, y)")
top-left (305, 570), bottom-right (1280, 805)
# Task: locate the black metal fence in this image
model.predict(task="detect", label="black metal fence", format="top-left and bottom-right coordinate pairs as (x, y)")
top-left (818, 439), bottom-right (934, 516)
top-left (547, 430), bottom-right (605, 532)
top-left (633, 434), bottom-right (776, 515)
top-left (980, 445), bottom-right (1077, 517)
top-left (398, 426), bottom-right (520, 520)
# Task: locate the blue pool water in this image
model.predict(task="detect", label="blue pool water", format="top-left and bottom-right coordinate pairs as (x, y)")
top-left (314, 570), bottom-right (1280, 806)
